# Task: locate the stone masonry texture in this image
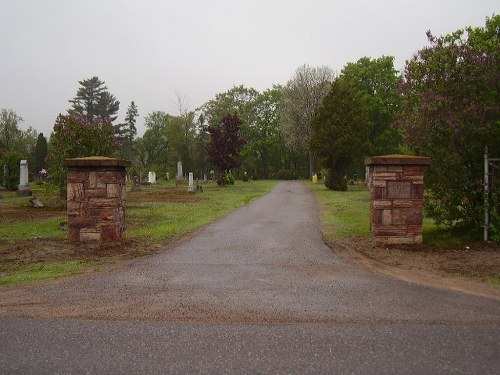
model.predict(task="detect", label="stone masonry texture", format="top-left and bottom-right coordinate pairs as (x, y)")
top-left (365, 155), bottom-right (431, 245)
top-left (63, 157), bottom-right (131, 242)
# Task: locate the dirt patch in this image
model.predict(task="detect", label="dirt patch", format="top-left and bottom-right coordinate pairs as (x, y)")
top-left (329, 236), bottom-right (500, 300)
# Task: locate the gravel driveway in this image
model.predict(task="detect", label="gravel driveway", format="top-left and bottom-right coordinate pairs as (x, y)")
top-left (1, 181), bottom-right (499, 374)
top-left (0, 181), bottom-right (498, 324)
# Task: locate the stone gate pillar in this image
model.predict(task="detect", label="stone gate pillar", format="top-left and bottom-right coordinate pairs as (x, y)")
top-left (63, 157), bottom-right (132, 242)
top-left (365, 155), bottom-right (431, 245)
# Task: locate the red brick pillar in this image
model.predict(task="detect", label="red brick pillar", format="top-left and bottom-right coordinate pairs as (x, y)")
top-left (63, 157), bottom-right (132, 242)
top-left (365, 155), bottom-right (431, 245)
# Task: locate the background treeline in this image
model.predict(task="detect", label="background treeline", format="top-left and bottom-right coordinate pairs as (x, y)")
top-left (0, 15), bottom-right (498, 238)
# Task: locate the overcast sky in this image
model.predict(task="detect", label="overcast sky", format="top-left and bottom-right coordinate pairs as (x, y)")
top-left (0, 0), bottom-right (497, 137)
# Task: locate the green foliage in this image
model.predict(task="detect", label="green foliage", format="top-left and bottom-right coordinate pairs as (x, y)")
top-left (115, 101), bottom-right (138, 161)
top-left (134, 111), bottom-right (171, 175)
top-left (31, 132), bottom-right (48, 174)
top-left (340, 56), bottom-right (402, 155)
top-left (396, 15), bottom-right (500, 233)
top-left (0, 109), bottom-right (38, 158)
top-left (311, 78), bottom-right (371, 191)
top-left (68, 76), bottom-right (120, 122)
top-left (48, 114), bottom-right (117, 186)
top-left (324, 168), bottom-right (348, 191)
top-left (0, 151), bottom-right (22, 190)
top-left (200, 85), bottom-right (259, 128)
top-left (276, 169), bottom-right (298, 180)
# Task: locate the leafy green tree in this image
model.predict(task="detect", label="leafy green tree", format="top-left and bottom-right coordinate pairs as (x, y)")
top-left (241, 86), bottom-right (288, 178)
top-left (311, 78), bottom-right (371, 190)
top-left (200, 85), bottom-right (258, 128)
top-left (396, 15), bottom-right (500, 233)
top-left (206, 114), bottom-right (245, 185)
top-left (133, 111), bottom-right (170, 176)
top-left (0, 109), bottom-right (37, 155)
top-left (68, 76), bottom-right (120, 122)
top-left (0, 151), bottom-right (23, 190)
top-left (279, 65), bottom-right (335, 178)
top-left (340, 56), bottom-right (401, 156)
top-left (48, 114), bottom-right (117, 186)
top-left (168, 111), bottom-right (197, 175)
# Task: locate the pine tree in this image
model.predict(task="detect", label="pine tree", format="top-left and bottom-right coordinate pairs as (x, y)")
top-left (68, 76), bottom-right (120, 122)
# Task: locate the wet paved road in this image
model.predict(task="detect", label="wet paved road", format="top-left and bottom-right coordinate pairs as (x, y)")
top-left (1, 181), bottom-right (499, 373)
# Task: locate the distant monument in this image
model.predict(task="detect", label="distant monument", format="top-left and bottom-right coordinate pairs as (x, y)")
top-left (177, 161), bottom-right (183, 179)
top-left (16, 159), bottom-right (31, 196)
top-left (187, 172), bottom-right (195, 192)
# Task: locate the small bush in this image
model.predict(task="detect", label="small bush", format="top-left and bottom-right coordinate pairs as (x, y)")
top-left (276, 169), bottom-right (297, 180)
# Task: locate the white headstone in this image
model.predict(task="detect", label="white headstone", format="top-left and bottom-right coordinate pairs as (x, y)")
top-left (177, 161), bottom-right (183, 179)
top-left (19, 160), bottom-right (29, 190)
top-left (187, 172), bottom-right (195, 192)
top-left (148, 171), bottom-right (156, 184)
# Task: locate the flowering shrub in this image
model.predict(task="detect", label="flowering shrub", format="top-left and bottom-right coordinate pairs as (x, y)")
top-left (396, 16), bottom-right (500, 235)
top-left (48, 114), bottom-right (117, 186)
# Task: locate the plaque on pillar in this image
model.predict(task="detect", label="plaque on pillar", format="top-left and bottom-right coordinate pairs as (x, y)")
top-left (365, 155), bottom-right (430, 245)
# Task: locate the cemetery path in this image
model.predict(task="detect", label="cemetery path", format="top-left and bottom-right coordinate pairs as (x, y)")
top-left (0, 181), bottom-right (498, 324)
top-left (1, 181), bottom-right (500, 374)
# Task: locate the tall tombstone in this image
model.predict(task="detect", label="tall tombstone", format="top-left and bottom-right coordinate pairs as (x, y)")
top-left (16, 160), bottom-right (31, 196)
top-left (148, 171), bottom-right (156, 184)
top-left (177, 161), bottom-right (183, 179)
top-left (187, 172), bottom-right (195, 192)
top-left (365, 155), bottom-right (430, 245)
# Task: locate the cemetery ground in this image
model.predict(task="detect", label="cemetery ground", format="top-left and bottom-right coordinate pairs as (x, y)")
top-left (0, 180), bottom-right (498, 299)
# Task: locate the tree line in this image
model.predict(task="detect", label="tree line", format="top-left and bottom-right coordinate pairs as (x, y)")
top-left (0, 15), bottom-right (498, 237)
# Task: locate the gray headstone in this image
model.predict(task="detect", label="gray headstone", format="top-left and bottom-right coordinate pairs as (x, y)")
top-left (177, 161), bottom-right (183, 179)
top-left (187, 172), bottom-right (195, 192)
top-left (19, 160), bottom-right (29, 190)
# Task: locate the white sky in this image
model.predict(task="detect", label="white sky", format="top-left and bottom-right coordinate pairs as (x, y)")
top-left (0, 0), bottom-right (498, 137)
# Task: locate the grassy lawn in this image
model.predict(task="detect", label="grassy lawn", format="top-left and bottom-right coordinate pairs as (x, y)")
top-left (0, 180), bottom-right (277, 285)
top-left (308, 181), bottom-right (456, 245)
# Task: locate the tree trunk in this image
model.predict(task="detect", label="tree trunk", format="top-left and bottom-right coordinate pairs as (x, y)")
top-left (308, 150), bottom-right (317, 179)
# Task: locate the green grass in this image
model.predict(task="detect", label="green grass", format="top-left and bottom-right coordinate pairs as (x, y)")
top-left (0, 261), bottom-right (92, 285)
top-left (308, 182), bottom-right (371, 240)
top-left (308, 181), bottom-right (455, 245)
top-left (127, 180), bottom-right (277, 243)
top-left (0, 216), bottom-right (66, 242)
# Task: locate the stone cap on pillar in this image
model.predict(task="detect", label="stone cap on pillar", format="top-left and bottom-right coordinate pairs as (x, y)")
top-left (63, 156), bottom-right (132, 168)
top-left (365, 154), bottom-right (431, 166)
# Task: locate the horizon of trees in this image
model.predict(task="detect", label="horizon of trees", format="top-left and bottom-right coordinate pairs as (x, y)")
top-left (1, 14), bottom-right (498, 237)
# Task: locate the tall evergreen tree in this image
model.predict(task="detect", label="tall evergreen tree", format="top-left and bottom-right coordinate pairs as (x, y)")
top-left (32, 133), bottom-right (48, 174)
top-left (115, 101), bottom-right (139, 160)
top-left (68, 76), bottom-right (120, 122)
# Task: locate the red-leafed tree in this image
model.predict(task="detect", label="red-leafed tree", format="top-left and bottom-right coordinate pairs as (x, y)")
top-left (206, 114), bottom-right (245, 185)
